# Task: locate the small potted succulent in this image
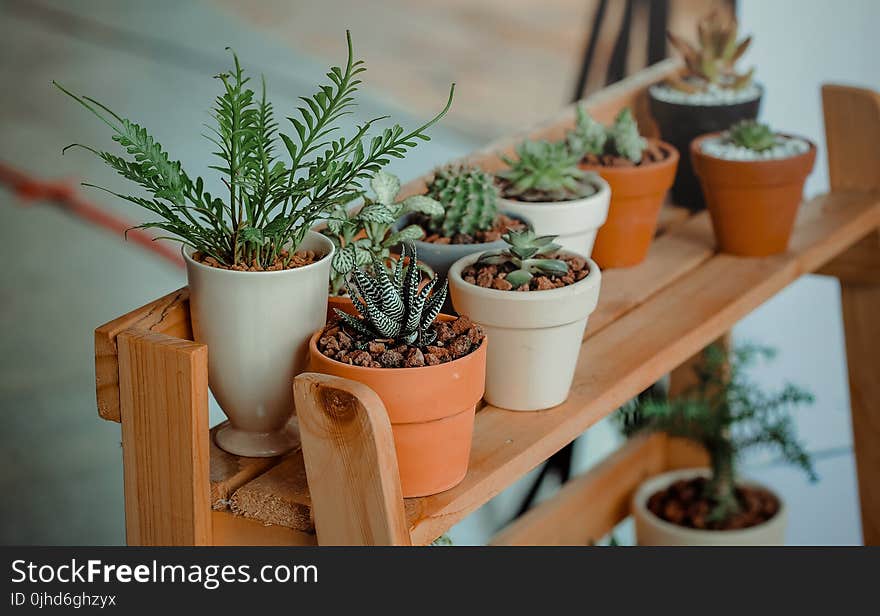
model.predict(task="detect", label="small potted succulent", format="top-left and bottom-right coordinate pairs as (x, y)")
top-left (691, 120), bottom-right (816, 256)
top-left (401, 164), bottom-right (529, 282)
top-left (57, 33), bottom-right (454, 457)
top-left (448, 230), bottom-right (600, 411)
top-left (649, 11), bottom-right (761, 210)
top-left (495, 139), bottom-right (610, 257)
top-left (572, 107), bottom-right (679, 268)
top-left (622, 344), bottom-right (816, 546)
top-left (309, 243), bottom-right (487, 497)
top-left (321, 170), bottom-right (443, 316)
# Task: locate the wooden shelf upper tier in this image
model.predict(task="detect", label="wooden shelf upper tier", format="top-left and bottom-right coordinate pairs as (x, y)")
top-left (164, 191), bottom-right (880, 545)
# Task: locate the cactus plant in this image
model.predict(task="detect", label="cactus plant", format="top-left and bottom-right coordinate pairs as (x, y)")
top-left (476, 229), bottom-right (569, 288)
top-left (424, 165), bottom-right (500, 238)
top-left (606, 108), bottom-right (648, 163)
top-left (666, 10), bottom-right (754, 94)
top-left (498, 140), bottom-right (598, 202)
top-left (728, 120), bottom-right (777, 152)
top-left (336, 242), bottom-right (448, 346)
top-left (323, 170), bottom-right (443, 295)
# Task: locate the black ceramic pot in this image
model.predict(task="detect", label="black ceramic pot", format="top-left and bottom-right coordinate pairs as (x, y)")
top-left (648, 85), bottom-right (762, 211)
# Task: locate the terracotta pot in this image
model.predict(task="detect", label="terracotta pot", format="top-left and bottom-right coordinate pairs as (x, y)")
top-left (649, 85), bottom-right (762, 210)
top-left (497, 176), bottom-right (610, 257)
top-left (326, 294), bottom-right (356, 322)
top-left (184, 231), bottom-right (333, 457)
top-left (448, 251), bottom-right (601, 411)
top-left (691, 133), bottom-right (816, 256)
top-left (308, 315), bottom-right (487, 497)
top-left (632, 468), bottom-right (787, 546)
top-left (580, 140), bottom-right (679, 268)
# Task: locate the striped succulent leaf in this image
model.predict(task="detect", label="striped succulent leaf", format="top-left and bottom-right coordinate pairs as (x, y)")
top-left (340, 242), bottom-right (445, 347)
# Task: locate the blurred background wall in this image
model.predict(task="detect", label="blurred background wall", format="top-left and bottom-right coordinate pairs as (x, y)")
top-left (0, 0), bottom-right (877, 545)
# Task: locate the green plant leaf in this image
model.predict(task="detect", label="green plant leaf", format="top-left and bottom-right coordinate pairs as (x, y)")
top-left (370, 169), bottom-right (400, 205)
top-left (402, 195), bottom-right (444, 217)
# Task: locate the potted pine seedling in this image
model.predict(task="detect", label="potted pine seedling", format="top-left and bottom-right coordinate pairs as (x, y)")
top-left (572, 107), bottom-right (679, 268)
top-left (621, 344), bottom-right (817, 546)
top-left (321, 170), bottom-right (444, 317)
top-left (448, 229), bottom-right (600, 411)
top-left (495, 139), bottom-right (610, 257)
top-left (692, 120), bottom-right (816, 256)
top-left (309, 243), bottom-right (487, 497)
top-left (401, 164), bottom-right (529, 282)
top-left (56, 32), bottom-right (454, 457)
top-left (649, 10), bottom-right (761, 210)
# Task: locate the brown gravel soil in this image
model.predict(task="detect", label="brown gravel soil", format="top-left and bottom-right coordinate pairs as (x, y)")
top-left (418, 213), bottom-right (527, 245)
top-left (193, 250), bottom-right (318, 272)
top-left (462, 253), bottom-right (589, 292)
top-left (647, 476), bottom-right (781, 531)
top-left (495, 177), bottom-right (603, 204)
top-left (581, 140), bottom-right (668, 168)
top-left (318, 316), bottom-right (485, 368)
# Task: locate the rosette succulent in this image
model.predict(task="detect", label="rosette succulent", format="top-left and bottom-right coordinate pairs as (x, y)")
top-left (498, 140), bottom-right (598, 202)
top-left (477, 229), bottom-right (568, 288)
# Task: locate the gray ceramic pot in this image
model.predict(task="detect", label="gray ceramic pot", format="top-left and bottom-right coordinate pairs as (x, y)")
top-left (397, 212), bottom-right (531, 283)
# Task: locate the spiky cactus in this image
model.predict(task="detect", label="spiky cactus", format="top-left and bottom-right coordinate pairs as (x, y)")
top-left (607, 108), bottom-right (647, 163)
top-left (425, 165), bottom-right (500, 238)
top-left (477, 229), bottom-right (569, 288)
top-left (666, 10), bottom-right (754, 93)
top-left (498, 140), bottom-right (598, 202)
top-left (728, 120), bottom-right (776, 152)
top-left (336, 242), bottom-right (447, 346)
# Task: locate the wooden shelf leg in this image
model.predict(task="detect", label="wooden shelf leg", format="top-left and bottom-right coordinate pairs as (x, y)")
top-left (294, 373), bottom-right (411, 546)
top-left (840, 276), bottom-right (880, 545)
top-left (117, 330), bottom-right (211, 546)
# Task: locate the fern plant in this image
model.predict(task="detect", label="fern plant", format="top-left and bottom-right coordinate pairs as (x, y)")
top-left (498, 140), bottom-right (598, 202)
top-left (323, 170), bottom-right (443, 295)
top-left (337, 242), bottom-right (447, 346)
top-left (54, 32), bottom-right (454, 269)
top-left (619, 344), bottom-right (817, 524)
top-left (424, 165), bottom-right (500, 238)
top-left (476, 229), bottom-right (568, 288)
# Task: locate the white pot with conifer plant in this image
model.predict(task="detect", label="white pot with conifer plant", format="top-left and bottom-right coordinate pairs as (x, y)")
top-left (56, 32), bottom-right (454, 457)
top-left (621, 344), bottom-right (817, 546)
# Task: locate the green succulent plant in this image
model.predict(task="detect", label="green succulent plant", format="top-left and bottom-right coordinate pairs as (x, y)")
top-left (607, 108), bottom-right (648, 163)
top-left (54, 32), bottom-right (453, 269)
top-left (618, 343), bottom-right (816, 524)
top-left (477, 229), bottom-right (569, 288)
top-left (566, 105), bottom-right (607, 157)
top-left (498, 140), bottom-right (598, 202)
top-left (424, 165), bottom-right (500, 238)
top-left (336, 242), bottom-right (447, 346)
top-left (666, 10), bottom-right (754, 93)
top-left (323, 170), bottom-right (443, 295)
top-left (728, 120), bottom-right (777, 152)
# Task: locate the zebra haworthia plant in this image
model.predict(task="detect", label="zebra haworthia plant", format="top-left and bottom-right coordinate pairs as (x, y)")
top-left (477, 229), bottom-right (568, 288)
top-left (323, 170), bottom-right (443, 295)
top-left (337, 242), bottom-right (448, 346)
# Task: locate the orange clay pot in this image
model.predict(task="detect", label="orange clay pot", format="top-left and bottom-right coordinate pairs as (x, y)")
top-left (326, 295), bottom-right (356, 322)
top-left (580, 140), bottom-right (679, 268)
top-left (308, 315), bottom-right (487, 497)
top-left (691, 134), bottom-right (816, 256)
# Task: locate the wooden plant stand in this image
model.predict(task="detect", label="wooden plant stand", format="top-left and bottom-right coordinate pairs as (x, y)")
top-left (94, 61), bottom-right (880, 546)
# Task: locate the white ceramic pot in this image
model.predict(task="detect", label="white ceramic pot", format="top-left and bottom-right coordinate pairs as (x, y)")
top-left (183, 231), bottom-right (334, 457)
top-left (497, 177), bottom-right (610, 256)
top-left (448, 251), bottom-right (601, 411)
top-left (632, 468), bottom-right (787, 546)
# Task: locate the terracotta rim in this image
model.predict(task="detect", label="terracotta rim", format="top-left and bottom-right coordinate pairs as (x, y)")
top-left (691, 132), bottom-right (818, 167)
top-left (579, 139), bottom-right (679, 175)
top-left (309, 313), bottom-right (488, 376)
